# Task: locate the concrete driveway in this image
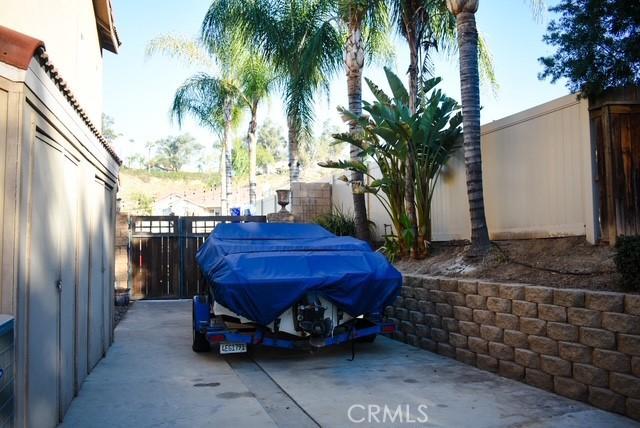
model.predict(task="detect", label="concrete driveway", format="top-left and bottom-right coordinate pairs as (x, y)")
top-left (62, 300), bottom-right (639, 428)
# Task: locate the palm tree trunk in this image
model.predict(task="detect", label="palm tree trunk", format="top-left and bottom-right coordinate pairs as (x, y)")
top-left (346, 18), bottom-right (371, 242)
top-left (405, 28), bottom-right (420, 258)
top-left (454, 7), bottom-right (491, 253)
top-left (287, 115), bottom-right (300, 185)
top-left (219, 141), bottom-right (227, 215)
top-left (222, 99), bottom-right (234, 215)
top-left (225, 139), bottom-right (233, 211)
top-left (408, 35), bottom-right (419, 112)
top-left (246, 100), bottom-right (258, 206)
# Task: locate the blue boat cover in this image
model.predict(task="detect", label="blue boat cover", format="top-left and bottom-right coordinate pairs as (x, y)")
top-left (196, 223), bottom-right (402, 325)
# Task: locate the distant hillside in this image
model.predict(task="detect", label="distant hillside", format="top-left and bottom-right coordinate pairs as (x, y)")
top-left (118, 168), bottom-right (222, 214)
top-left (118, 167), bottom-right (333, 215)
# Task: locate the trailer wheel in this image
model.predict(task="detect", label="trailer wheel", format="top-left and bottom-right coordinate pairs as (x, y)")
top-left (192, 300), bottom-right (210, 353)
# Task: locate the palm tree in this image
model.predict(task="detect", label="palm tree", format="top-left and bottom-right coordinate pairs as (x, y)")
top-left (339, 0), bottom-right (390, 242)
top-left (446, 0), bottom-right (544, 254)
top-left (236, 55), bottom-right (275, 206)
top-left (172, 73), bottom-right (240, 215)
top-left (389, 0), bottom-right (438, 255)
top-left (202, 0), bottom-right (343, 187)
top-left (445, 0), bottom-right (488, 254)
top-left (147, 35), bottom-right (272, 211)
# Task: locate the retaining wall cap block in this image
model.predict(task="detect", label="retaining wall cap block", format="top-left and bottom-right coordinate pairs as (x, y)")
top-left (477, 281), bottom-right (499, 297)
top-left (554, 289), bottom-right (585, 307)
top-left (457, 280), bottom-right (478, 295)
top-left (525, 286), bottom-right (555, 304)
top-left (585, 291), bottom-right (625, 312)
top-left (499, 284), bottom-right (525, 300)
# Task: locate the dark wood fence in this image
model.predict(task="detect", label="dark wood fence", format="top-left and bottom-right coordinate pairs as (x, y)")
top-left (129, 215), bottom-right (266, 299)
top-left (590, 87), bottom-right (640, 244)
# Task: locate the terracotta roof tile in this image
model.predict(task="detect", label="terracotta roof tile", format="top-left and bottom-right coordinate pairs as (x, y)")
top-left (0, 25), bottom-right (44, 70)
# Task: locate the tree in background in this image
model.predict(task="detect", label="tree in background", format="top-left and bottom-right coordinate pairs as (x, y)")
top-left (232, 141), bottom-right (276, 176)
top-left (300, 121), bottom-right (344, 167)
top-left (101, 113), bottom-right (122, 144)
top-left (125, 153), bottom-right (146, 169)
top-left (539, 0), bottom-right (640, 99)
top-left (257, 119), bottom-right (288, 162)
top-left (238, 55), bottom-right (276, 204)
top-left (149, 134), bottom-right (203, 172)
top-left (202, 0), bottom-right (343, 186)
top-left (131, 192), bottom-right (155, 215)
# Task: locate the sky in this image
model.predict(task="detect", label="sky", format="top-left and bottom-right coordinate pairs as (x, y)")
top-left (104, 0), bottom-right (568, 168)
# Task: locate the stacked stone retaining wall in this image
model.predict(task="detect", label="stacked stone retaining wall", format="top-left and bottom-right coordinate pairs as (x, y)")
top-left (387, 275), bottom-right (640, 421)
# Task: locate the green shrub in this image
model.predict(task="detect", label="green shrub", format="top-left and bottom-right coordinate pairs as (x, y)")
top-left (615, 236), bottom-right (640, 291)
top-left (379, 235), bottom-right (401, 263)
top-left (315, 207), bottom-right (357, 237)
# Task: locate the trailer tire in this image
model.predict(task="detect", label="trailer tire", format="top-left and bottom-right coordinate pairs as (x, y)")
top-left (192, 300), bottom-right (210, 353)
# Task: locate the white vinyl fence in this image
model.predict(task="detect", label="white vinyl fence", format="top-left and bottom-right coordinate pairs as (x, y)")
top-left (332, 94), bottom-right (598, 243)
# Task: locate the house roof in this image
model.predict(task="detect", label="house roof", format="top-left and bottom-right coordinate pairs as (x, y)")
top-left (0, 25), bottom-right (122, 165)
top-left (93, 0), bottom-right (121, 53)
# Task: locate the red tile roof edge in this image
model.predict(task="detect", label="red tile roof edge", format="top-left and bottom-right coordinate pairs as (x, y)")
top-left (0, 25), bottom-right (122, 165)
top-left (0, 25), bottom-right (44, 70)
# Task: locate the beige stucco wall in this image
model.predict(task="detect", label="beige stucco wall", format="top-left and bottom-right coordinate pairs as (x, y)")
top-left (332, 94), bottom-right (598, 244)
top-left (0, 0), bottom-right (104, 124)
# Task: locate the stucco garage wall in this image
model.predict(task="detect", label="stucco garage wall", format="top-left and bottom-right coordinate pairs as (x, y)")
top-left (0, 57), bottom-right (118, 427)
top-left (388, 274), bottom-right (640, 421)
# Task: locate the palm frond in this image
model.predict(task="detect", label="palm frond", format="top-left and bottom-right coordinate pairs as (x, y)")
top-left (145, 35), bottom-right (213, 67)
top-left (171, 73), bottom-right (241, 134)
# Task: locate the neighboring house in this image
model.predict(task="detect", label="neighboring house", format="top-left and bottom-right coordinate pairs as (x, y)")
top-left (153, 193), bottom-right (221, 216)
top-left (0, 1), bottom-right (120, 427)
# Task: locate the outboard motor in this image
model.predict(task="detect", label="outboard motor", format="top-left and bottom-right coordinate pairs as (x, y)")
top-left (294, 295), bottom-right (332, 337)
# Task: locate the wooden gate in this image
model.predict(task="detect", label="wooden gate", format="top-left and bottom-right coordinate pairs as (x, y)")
top-left (590, 87), bottom-right (640, 244)
top-left (129, 216), bottom-right (266, 299)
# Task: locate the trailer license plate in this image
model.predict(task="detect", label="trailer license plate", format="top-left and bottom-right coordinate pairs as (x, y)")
top-left (220, 343), bottom-right (247, 354)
